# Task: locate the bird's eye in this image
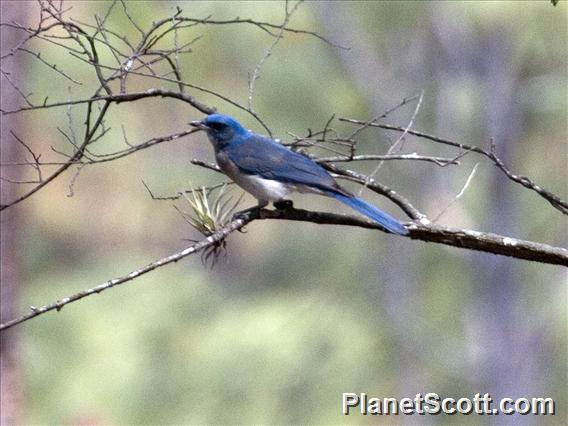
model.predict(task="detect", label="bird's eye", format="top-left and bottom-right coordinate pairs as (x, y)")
top-left (208, 122), bottom-right (226, 130)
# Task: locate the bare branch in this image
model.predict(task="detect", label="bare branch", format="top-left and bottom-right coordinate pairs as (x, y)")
top-left (433, 163), bottom-right (479, 222)
top-left (0, 205), bottom-right (565, 331)
top-left (119, 0), bottom-right (144, 36)
top-left (19, 47), bottom-right (82, 84)
top-left (0, 212), bottom-right (253, 331)
top-left (360, 90), bottom-right (424, 196)
top-left (345, 94), bottom-right (421, 140)
top-left (0, 128), bottom-right (196, 171)
top-left (9, 130), bottom-right (43, 183)
top-left (0, 100), bottom-right (111, 211)
top-left (316, 153), bottom-right (460, 167)
top-left (248, 1), bottom-right (303, 111)
top-left (1, 2), bottom-right (564, 338)
top-left (1, 88), bottom-right (214, 115)
top-left (83, 128), bottom-right (197, 163)
top-left (0, 68), bottom-right (34, 106)
top-left (142, 180), bottom-right (234, 201)
top-left (340, 118), bottom-right (568, 215)
top-left (174, 16), bottom-right (348, 50)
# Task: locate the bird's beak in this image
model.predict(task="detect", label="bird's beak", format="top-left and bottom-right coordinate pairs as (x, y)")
top-left (189, 120), bottom-right (209, 131)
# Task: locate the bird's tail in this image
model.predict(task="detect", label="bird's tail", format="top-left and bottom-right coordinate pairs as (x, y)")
top-left (329, 192), bottom-right (408, 235)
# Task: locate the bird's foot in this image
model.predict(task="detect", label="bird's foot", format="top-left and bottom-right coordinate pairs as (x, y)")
top-left (274, 200), bottom-right (294, 210)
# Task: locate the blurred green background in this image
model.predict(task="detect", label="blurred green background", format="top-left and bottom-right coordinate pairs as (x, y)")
top-left (1, 1), bottom-right (566, 424)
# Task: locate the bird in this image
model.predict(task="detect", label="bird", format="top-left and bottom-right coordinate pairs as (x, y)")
top-left (190, 114), bottom-right (408, 235)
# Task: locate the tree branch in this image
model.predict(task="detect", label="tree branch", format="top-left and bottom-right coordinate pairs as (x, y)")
top-left (0, 211), bottom-right (253, 331)
top-left (0, 205), bottom-right (565, 331)
top-left (1, 1), bottom-right (565, 336)
top-left (0, 100), bottom-right (111, 211)
top-left (340, 118), bottom-right (568, 215)
top-left (1, 88), bottom-right (214, 115)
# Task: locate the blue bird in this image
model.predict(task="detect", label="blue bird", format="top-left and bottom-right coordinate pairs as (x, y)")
top-left (190, 114), bottom-right (408, 235)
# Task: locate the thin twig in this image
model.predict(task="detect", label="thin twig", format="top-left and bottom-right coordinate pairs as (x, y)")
top-left (142, 180), bottom-right (234, 201)
top-left (359, 90), bottom-right (424, 196)
top-left (0, 100), bottom-right (111, 211)
top-left (340, 118), bottom-right (568, 215)
top-left (316, 153), bottom-right (460, 166)
top-left (248, 0), bottom-right (303, 111)
top-left (0, 68), bottom-right (34, 106)
top-left (1, 88), bottom-right (214, 116)
top-left (433, 163), bottom-right (480, 222)
top-left (19, 47), bottom-right (82, 84)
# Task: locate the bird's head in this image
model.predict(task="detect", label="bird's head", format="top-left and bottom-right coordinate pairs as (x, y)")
top-left (190, 114), bottom-right (249, 148)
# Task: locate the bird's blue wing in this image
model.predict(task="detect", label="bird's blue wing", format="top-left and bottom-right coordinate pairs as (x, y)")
top-left (226, 134), bottom-right (345, 194)
top-left (224, 132), bottom-right (407, 234)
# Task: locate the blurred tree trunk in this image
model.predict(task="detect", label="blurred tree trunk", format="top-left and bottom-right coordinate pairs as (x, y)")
top-left (472, 30), bottom-right (539, 425)
top-left (434, 7), bottom-right (543, 423)
top-left (0, 3), bottom-right (27, 425)
top-left (315, 6), bottom-right (428, 415)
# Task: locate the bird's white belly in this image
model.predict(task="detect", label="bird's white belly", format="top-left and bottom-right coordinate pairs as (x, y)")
top-left (216, 151), bottom-right (292, 202)
top-left (234, 173), bottom-right (292, 202)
